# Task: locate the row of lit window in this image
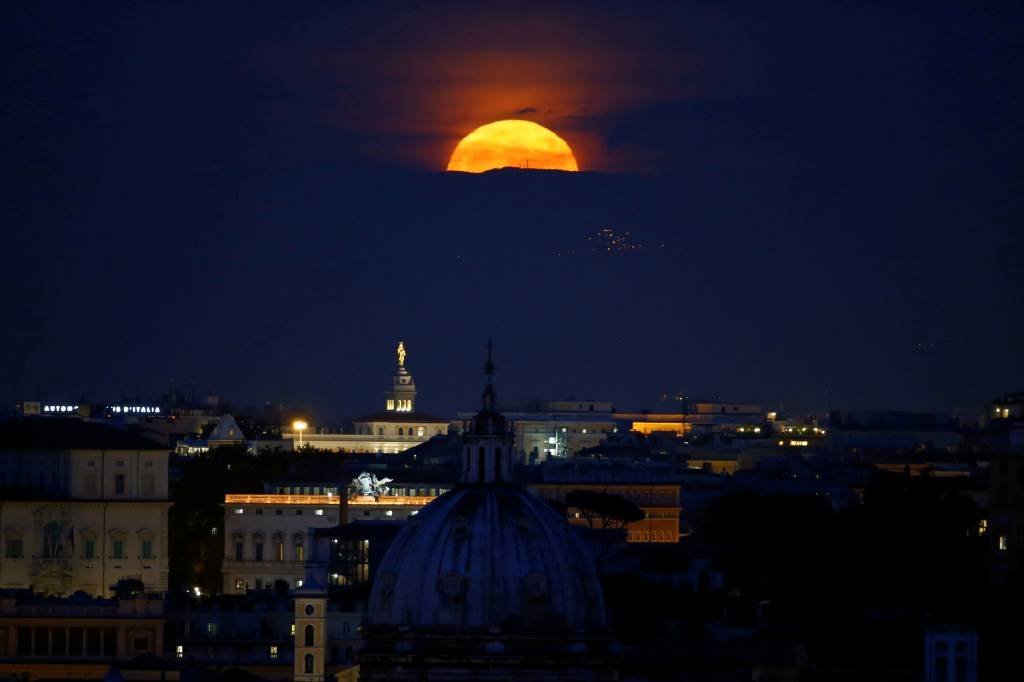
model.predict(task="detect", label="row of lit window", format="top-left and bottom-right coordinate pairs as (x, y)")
top-left (234, 507), bottom-right (326, 516)
top-left (627, 530), bottom-right (675, 542)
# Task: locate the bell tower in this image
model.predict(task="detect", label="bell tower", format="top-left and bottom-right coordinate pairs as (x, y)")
top-left (293, 576), bottom-right (328, 682)
top-left (385, 340), bottom-right (416, 413)
top-left (462, 340), bottom-right (515, 484)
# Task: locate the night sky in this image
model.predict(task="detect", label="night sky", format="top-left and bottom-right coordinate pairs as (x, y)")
top-left (3, 2), bottom-right (1022, 422)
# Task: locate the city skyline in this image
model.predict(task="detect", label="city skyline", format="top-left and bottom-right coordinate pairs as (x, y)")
top-left (11, 333), bottom-right (1019, 426)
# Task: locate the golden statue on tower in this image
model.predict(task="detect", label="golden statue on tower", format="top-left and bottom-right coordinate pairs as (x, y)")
top-left (397, 341), bottom-right (406, 368)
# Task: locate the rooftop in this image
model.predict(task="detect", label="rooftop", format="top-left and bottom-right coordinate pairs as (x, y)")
top-left (352, 411), bottom-right (450, 424)
top-left (0, 417), bottom-right (168, 451)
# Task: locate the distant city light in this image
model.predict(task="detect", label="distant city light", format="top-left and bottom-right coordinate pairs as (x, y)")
top-left (293, 420), bottom-right (308, 447)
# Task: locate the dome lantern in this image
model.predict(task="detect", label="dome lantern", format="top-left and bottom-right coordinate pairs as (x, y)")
top-left (461, 340), bottom-right (515, 484)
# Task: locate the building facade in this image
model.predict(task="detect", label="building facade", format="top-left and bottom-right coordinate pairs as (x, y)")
top-left (0, 419), bottom-right (171, 596)
top-left (221, 494), bottom-right (343, 593)
top-left (531, 483), bottom-right (681, 543)
top-left (458, 399), bottom-right (617, 462)
top-left (283, 342), bottom-right (452, 453)
top-left (0, 589), bottom-right (165, 679)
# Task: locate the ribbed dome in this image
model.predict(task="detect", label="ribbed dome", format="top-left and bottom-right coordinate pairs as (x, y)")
top-left (366, 485), bottom-right (608, 635)
top-left (359, 346), bottom-right (615, 680)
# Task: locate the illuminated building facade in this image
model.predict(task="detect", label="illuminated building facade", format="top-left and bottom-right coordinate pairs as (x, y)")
top-left (282, 342), bottom-right (451, 453)
top-left (458, 399), bottom-right (617, 462)
top-left (221, 494), bottom-right (342, 593)
top-left (221, 488), bottom-right (436, 593)
top-left (347, 492), bottom-right (436, 522)
top-left (531, 483), bottom-right (681, 543)
top-left (456, 399), bottom-right (769, 462)
top-left (0, 419), bottom-right (171, 597)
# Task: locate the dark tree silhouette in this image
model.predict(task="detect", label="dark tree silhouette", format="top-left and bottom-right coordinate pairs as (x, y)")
top-left (566, 490), bottom-right (645, 530)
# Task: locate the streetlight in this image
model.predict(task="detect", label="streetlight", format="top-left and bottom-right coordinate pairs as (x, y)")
top-left (292, 420), bottom-right (307, 448)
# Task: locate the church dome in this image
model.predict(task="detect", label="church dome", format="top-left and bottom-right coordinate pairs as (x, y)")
top-left (366, 484), bottom-right (608, 635)
top-left (360, 345), bottom-right (614, 679)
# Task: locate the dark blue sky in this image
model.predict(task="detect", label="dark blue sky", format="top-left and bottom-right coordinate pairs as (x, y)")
top-left (2, 2), bottom-right (1021, 422)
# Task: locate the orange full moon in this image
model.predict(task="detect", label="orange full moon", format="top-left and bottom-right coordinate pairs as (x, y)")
top-left (447, 120), bottom-right (579, 173)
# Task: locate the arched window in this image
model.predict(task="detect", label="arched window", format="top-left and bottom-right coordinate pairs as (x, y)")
top-left (304, 653), bottom-right (314, 674)
top-left (377, 427), bottom-right (384, 436)
top-left (42, 522), bottom-right (62, 559)
top-left (397, 427), bottom-right (404, 436)
top-left (494, 447), bottom-right (502, 482)
top-left (304, 624), bottom-right (315, 647)
top-left (478, 447), bottom-right (486, 481)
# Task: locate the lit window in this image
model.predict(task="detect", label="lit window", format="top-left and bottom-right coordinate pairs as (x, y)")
top-left (315, 509), bottom-right (324, 516)
top-left (978, 519), bottom-right (988, 535)
top-left (234, 508), bottom-right (244, 514)
top-left (385, 510), bottom-right (393, 517)
top-left (207, 622), bottom-right (218, 635)
top-left (296, 578), bottom-right (304, 588)
top-left (998, 535), bottom-right (1008, 551)
top-left (176, 644), bottom-right (183, 658)
top-left (269, 645), bottom-right (279, 659)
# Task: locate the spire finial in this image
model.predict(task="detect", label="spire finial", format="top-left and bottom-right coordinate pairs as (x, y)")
top-left (483, 338), bottom-right (495, 380)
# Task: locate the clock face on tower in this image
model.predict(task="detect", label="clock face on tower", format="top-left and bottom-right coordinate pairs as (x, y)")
top-left (305, 604), bottom-right (315, 616)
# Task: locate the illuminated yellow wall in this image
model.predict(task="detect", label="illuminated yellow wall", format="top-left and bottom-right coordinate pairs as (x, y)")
top-left (631, 421), bottom-right (688, 436)
top-left (687, 458), bottom-right (739, 475)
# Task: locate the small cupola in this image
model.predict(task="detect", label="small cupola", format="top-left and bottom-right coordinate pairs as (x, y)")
top-left (462, 340), bottom-right (515, 484)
